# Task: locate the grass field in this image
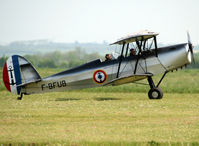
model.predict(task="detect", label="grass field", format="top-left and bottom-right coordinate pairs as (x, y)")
top-left (0, 68), bottom-right (199, 145)
top-left (0, 91), bottom-right (199, 145)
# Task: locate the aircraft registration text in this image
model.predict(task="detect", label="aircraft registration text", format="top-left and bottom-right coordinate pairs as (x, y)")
top-left (41, 80), bottom-right (67, 90)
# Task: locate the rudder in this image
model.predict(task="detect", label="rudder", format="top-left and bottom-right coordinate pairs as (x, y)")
top-left (3, 55), bottom-right (41, 95)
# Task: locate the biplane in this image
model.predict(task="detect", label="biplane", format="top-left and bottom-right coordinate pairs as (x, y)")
top-left (3, 30), bottom-right (194, 100)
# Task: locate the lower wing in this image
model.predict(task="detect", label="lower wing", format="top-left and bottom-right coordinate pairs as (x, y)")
top-left (104, 73), bottom-right (152, 86)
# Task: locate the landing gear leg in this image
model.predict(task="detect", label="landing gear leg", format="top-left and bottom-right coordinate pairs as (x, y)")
top-left (147, 76), bottom-right (163, 99)
top-left (17, 93), bottom-right (23, 100)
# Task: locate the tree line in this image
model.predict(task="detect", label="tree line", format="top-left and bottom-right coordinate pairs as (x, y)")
top-left (0, 48), bottom-right (199, 69)
top-left (0, 48), bottom-right (102, 69)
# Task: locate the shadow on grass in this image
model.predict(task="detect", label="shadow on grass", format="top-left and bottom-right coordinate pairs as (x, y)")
top-left (94, 97), bottom-right (121, 101)
top-left (55, 98), bottom-right (81, 101)
top-left (3, 141), bottom-right (199, 145)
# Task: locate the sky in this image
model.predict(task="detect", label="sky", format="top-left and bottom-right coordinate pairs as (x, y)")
top-left (0, 0), bottom-right (199, 44)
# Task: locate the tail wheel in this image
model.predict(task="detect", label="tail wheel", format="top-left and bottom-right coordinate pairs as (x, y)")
top-left (148, 87), bottom-right (163, 99)
top-left (17, 97), bottom-right (22, 100)
top-left (17, 93), bottom-right (23, 100)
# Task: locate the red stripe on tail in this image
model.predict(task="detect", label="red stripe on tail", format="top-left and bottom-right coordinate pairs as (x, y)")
top-left (3, 63), bottom-right (11, 92)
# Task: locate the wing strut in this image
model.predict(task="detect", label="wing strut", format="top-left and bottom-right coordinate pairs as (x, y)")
top-left (116, 42), bottom-right (125, 78)
top-left (154, 36), bottom-right (158, 57)
top-left (134, 36), bottom-right (143, 74)
top-left (125, 43), bottom-right (129, 57)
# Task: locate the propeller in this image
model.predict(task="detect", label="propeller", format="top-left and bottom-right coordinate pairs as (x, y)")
top-left (187, 31), bottom-right (195, 64)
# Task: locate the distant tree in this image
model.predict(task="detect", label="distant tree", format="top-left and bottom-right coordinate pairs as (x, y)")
top-left (0, 56), bottom-right (8, 68)
top-left (1, 48), bottom-right (103, 69)
top-left (38, 59), bottom-right (57, 68)
top-left (59, 62), bottom-right (69, 69)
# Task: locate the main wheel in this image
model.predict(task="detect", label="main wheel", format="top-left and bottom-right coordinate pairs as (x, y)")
top-left (148, 87), bottom-right (163, 99)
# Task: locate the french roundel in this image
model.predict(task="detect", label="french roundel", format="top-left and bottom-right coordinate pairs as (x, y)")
top-left (93, 70), bottom-right (107, 84)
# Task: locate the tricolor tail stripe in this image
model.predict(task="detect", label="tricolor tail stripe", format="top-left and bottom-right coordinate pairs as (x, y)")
top-left (2, 55), bottom-right (22, 95)
top-left (12, 55), bottom-right (22, 95)
top-left (3, 63), bottom-right (11, 92)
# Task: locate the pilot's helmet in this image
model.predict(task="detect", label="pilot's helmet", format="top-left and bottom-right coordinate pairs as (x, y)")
top-left (130, 48), bottom-right (136, 55)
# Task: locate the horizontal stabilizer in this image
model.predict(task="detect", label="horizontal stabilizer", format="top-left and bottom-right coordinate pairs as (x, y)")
top-left (104, 73), bottom-right (152, 86)
top-left (17, 79), bottom-right (41, 87)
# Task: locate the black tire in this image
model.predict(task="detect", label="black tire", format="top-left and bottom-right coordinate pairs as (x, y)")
top-left (148, 87), bottom-right (163, 99)
top-left (17, 96), bottom-right (22, 100)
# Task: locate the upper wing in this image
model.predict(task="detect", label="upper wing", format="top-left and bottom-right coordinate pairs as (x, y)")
top-left (104, 73), bottom-right (152, 86)
top-left (110, 30), bottom-right (159, 45)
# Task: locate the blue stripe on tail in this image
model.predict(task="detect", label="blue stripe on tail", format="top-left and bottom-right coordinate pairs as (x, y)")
top-left (12, 55), bottom-right (22, 95)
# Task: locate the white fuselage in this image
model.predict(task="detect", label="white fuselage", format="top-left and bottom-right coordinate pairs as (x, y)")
top-left (22, 43), bottom-right (191, 95)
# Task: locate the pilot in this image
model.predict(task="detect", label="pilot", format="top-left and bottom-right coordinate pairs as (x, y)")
top-left (130, 48), bottom-right (136, 56)
top-left (105, 54), bottom-right (112, 61)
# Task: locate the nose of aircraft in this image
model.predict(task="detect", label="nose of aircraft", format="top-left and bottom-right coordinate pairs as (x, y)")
top-left (158, 43), bottom-right (192, 71)
top-left (186, 44), bottom-right (192, 63)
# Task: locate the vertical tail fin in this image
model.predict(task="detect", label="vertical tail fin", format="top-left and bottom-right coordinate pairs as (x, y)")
top-left (3, 55), bottom-right (41, 95)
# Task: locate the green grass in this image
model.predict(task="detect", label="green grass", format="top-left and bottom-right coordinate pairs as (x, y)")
top-left (1, 68), bottom-right (199, 145)
top-left (0, 91), bottom-right (199, 145)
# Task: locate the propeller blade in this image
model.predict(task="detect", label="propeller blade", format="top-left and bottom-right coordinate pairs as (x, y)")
top-left (187, 31), bottom-right (191, 44)
top-left (187, 31), bottom-right (195, 64)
